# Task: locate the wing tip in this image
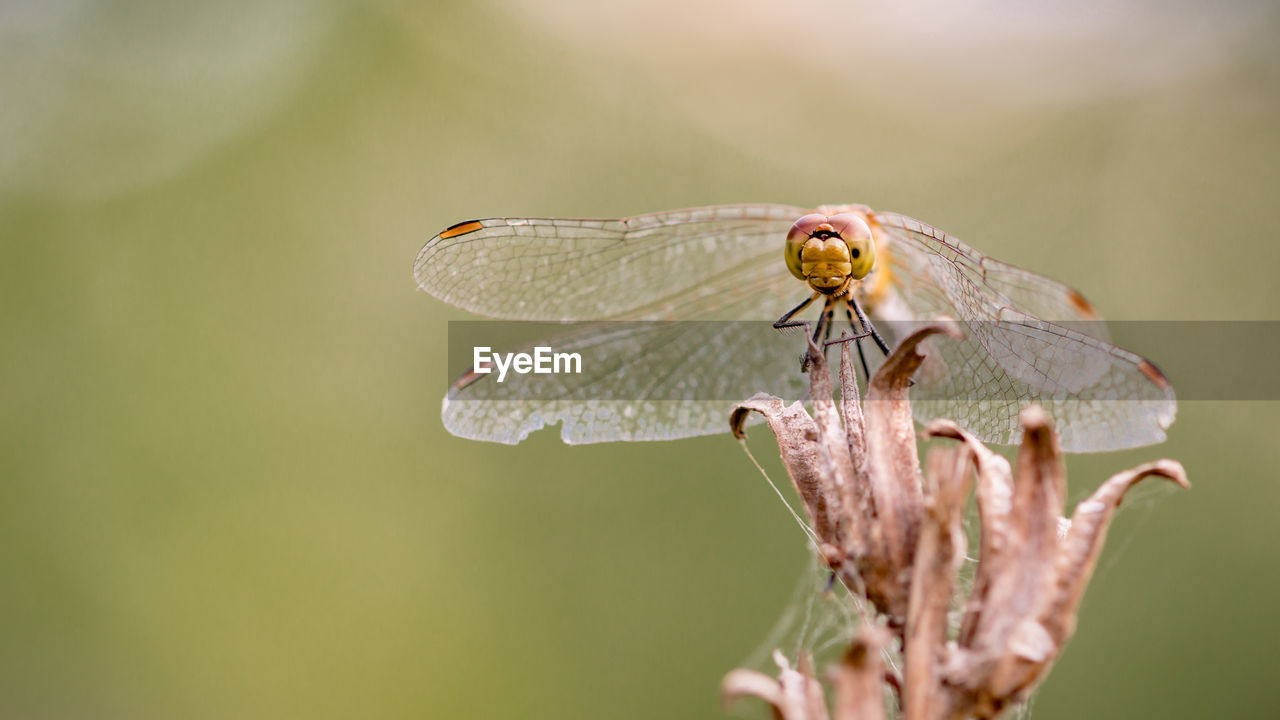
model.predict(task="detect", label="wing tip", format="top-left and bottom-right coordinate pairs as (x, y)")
top-left (415, 220), bottom-right (486, 290)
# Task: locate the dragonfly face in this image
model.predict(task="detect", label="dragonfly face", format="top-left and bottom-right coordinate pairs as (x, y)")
top-left (785, 212), bottom-right (877, 295)
top-left (414, 203), bottom-right (1177, 451)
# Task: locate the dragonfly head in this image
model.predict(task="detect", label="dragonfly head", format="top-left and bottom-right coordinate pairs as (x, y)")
top-left (784, 212), bottom-right (877, 295)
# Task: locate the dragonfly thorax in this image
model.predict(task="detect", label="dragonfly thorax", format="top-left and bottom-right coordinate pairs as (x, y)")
top-left (784, 212), bottom-right (877, 295)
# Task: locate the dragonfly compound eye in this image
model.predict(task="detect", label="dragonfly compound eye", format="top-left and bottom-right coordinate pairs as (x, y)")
top-left (784, 213), bottom-right (828, 281)
top-left (825, 213), bottom-right (876, 280)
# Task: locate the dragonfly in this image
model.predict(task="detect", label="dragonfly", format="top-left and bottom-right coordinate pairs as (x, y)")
top-left (414, 204), bottom-right (1176, 452)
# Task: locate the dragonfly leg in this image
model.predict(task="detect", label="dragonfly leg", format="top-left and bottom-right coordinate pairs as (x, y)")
top-left (773, 292), bottom-right (821, 332)
top-left (848, 294), bottom-right (891, 356)
top-left (776, 293), bottom-right (831, 371)
top-left (798, 298), bottom-right (838, 371)
top-left (816, 300), bottom-right (835, 347)
top-left (814, 299), bottom-right (876, 373)
top-left (840, 302), bottom-right (873, 380)
top-left (825, 303), bottom-right (871, 348)
top-left (846, 295), bottom-right (916, 387)
top-left (856, 338), bottom-right (871, 382)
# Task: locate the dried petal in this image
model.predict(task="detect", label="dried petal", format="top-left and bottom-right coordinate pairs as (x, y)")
top-left (791, 653), bottom-right (831, 720)
top-left (922, 419), bottom-right (1013, 647)
top-left (903, 446), bottom-right (971, 720)
top-left (965, 408), bottom-right (1068, 699)
top-left (722, 652), bottom-right (831, 720)
top-left (832, 625), bottom-right (891, 720)
top-left (864, 322), bottom-right (963, 569)
top-left (1010, 406), bottom-right (1066, 569)
top-left (807, 342), bottom-right (859, 549)
top-left (732, 394), bottom-right (844, 543)
top-left (722, 668), bottom-right (786, 710)
top-left (1042, 460), bottom-right (1189, 643)
top-left (838, 341), bottom-right (872, 492)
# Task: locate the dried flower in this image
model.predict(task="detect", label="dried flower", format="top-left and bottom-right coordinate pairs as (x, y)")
top-left (724, 321), bottom-right (1188, 720)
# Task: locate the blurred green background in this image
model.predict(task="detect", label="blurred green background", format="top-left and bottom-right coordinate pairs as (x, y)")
top-left (3, 1), bottom-right (1278, 718)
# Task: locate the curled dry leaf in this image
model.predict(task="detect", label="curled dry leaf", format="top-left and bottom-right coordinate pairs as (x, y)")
top-left (723, 651), bottom-right (830, 720)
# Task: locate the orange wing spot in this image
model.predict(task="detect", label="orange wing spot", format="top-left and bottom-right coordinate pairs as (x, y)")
top-left (453, 367), bottom-right (487, 391)
top-left (1067, 288), bottom-right (1099, 319)
top-left (1137, 359), bottom-right (1172, 390)
top-left (439, 220), bottom-right (484, 239)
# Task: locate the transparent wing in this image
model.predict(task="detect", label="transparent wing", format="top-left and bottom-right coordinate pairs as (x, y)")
top-left (414, 204), bottom-right (809, 321)
top-left (420, 203), bottom-right (1176, 450)
top-left (868, 212), bottom-right (1176, 452)
top-left (442, 321), bottom-right (809, 444)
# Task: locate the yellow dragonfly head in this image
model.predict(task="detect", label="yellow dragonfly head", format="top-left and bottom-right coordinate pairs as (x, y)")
top-left (784, 212), bottom-right (876, 295)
